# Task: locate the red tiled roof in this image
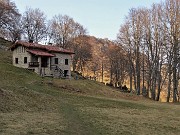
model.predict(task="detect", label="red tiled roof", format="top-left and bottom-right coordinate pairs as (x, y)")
top-left (27, 49), bottom-right (55, 57)
top-left (10, 41), bottom-right (74, 54)
top-left (44, 46), bottom-right (74, 54)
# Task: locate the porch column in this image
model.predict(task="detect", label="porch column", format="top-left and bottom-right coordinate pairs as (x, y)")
top-left (48, 57), bottom-right (51, 68)
top-left (38, 57), bottom-right (42, 75)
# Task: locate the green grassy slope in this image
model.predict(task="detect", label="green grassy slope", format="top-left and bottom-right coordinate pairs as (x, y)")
top-left (0, 41), bottom-right (180, 135)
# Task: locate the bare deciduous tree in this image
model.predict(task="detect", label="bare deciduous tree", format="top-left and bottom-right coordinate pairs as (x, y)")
top-left (0, 0), bottom-right (20, 40)
top-left (71, 35), bottom-right (92, 73)
top-left (117, 0), bottom-right (179, 102)
top-left (22, 7), bottom-right (47, 43)
top-left (162, 0), bottom-right (180, 102)
top-left (48, 15), bottom-right (87, 49)
top-left (107, 44), bottom-right (127, 87)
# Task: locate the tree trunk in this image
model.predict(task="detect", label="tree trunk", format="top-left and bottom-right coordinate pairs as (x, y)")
top-left (136, 58), bottom-right (141, 95)
top-left (151, 68), bottom-right (157, 100)
top-left (101, 61), bottom-right (104, 82)
top-left (167, 62), bottom-right (172, 102)
top-left (110, 62), bottom-right (113, 84)
top-left (156, 70), bottom-right (162, 101)
top-left (129, 67), bottom-right (133, 92)
top-left (172, 41), bottom-right (178, 102)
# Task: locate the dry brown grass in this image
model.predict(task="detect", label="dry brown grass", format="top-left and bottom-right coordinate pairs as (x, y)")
top-left (0, 45), bottom-right (179, 135)
top-left (79, 103), bottom-right (180, 135)
top-left (52, 79), bottom-right (149, 101)
top-left (0, 112), bottom-right (66, 135)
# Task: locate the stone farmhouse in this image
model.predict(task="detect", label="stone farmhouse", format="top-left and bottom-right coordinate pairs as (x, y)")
top-left (10, 41), bottom-right (74, 78)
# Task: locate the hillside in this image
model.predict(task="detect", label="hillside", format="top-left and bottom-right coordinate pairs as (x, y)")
top-left (0, 37), bottom-right (12, 49)
top-left (73, 36), bottom-right (175, 102)
top-left (0, 39), bottom-right (180, 135)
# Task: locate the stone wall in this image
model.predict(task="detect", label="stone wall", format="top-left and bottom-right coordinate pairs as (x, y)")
top-left (12, 46), bottom-right (73, 78)
top-left (12, 46), bottom-right (31, 68)
top-left (51, 53), bottom-right (72, 78)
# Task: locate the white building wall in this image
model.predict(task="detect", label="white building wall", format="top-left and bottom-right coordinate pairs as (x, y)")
top-left (12, 46), bottom-right (73, 78)
top-left (12, 46), bottom-right (31, 68)
top-left (51, 53), bottom-right (72, 78)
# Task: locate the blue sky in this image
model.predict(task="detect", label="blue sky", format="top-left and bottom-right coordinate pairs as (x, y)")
top-left (13, 0), bottom-right (164, 40)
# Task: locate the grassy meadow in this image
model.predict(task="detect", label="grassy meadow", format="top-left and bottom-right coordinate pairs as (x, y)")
top-left (0, 45), bottom-right (180, 135)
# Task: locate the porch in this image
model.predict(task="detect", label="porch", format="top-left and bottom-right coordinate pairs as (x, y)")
top-left (28, 56), bottom-right (50, 67)
top-left (27, 49), bottom-right (54, 76)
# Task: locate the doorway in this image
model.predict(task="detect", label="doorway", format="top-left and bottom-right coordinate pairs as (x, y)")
top-left (64, 70), bottom-right (68, 77)
top-left (41, 57), bottom-right (48, 67)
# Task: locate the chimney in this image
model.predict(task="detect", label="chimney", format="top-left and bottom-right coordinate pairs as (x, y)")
top-left (29, 40), bottom-right (33, 43)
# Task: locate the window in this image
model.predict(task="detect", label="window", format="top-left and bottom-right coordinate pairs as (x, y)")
top-left (64, 70), bottom-right (68, 77)
top-left (15, 58), bottom-right (18, 64)
top-left (24, 57), bottom-right (27, 64)
top-left (55, 58), bottom-right (58, 64)
top-left (65, 59), bottom-right (68, 65)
